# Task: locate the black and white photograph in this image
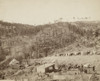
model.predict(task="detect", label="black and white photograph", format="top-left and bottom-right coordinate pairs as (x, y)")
top-left (0, 0), bottom-right (100, 81)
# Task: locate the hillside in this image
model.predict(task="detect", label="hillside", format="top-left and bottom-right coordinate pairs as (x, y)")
top-left (0, 20), bottom-right (100, 66)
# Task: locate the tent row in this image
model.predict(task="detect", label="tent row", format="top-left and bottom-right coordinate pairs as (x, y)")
top-left (54, 51), bottom-right (100, 56)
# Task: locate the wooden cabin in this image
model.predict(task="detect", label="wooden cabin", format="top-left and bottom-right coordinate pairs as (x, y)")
top-left (36, 63), bottom-right (55, 73)
top-left (83, 64), bottom-right (95, 74)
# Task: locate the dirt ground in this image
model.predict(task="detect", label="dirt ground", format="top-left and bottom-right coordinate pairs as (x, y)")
top-left (42, 55), bottom-right (100, 66)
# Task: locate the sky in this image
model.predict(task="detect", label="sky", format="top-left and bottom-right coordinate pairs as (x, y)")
top-left (0, 0), bottom-right (100, 25)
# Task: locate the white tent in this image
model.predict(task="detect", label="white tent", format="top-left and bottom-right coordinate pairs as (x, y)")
top-left (9, 58), bottom-right (19, 66)
top-left (83, 63), bottom-right (90, 67)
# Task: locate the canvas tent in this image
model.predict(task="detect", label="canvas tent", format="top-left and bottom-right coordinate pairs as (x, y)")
top-left (84, 63), bottom-right (90, 67)
top-left (9, 58), bottom-right (19, 66)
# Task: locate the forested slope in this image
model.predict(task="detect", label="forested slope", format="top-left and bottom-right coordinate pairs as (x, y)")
top-left (0, 20), bottom-right (100, 65)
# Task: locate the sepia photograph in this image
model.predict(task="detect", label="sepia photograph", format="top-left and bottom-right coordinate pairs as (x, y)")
top-left (0, 0), bottom-right (100, 81)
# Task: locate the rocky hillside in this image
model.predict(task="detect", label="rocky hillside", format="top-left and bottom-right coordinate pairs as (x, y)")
top-left (0, 20), bottom-right (100, 65)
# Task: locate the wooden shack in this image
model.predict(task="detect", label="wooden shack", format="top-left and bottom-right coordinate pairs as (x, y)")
top-left (83, 64), bottom-right (95, 74)
top-left (36, 63), bottom-right (55, 73)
